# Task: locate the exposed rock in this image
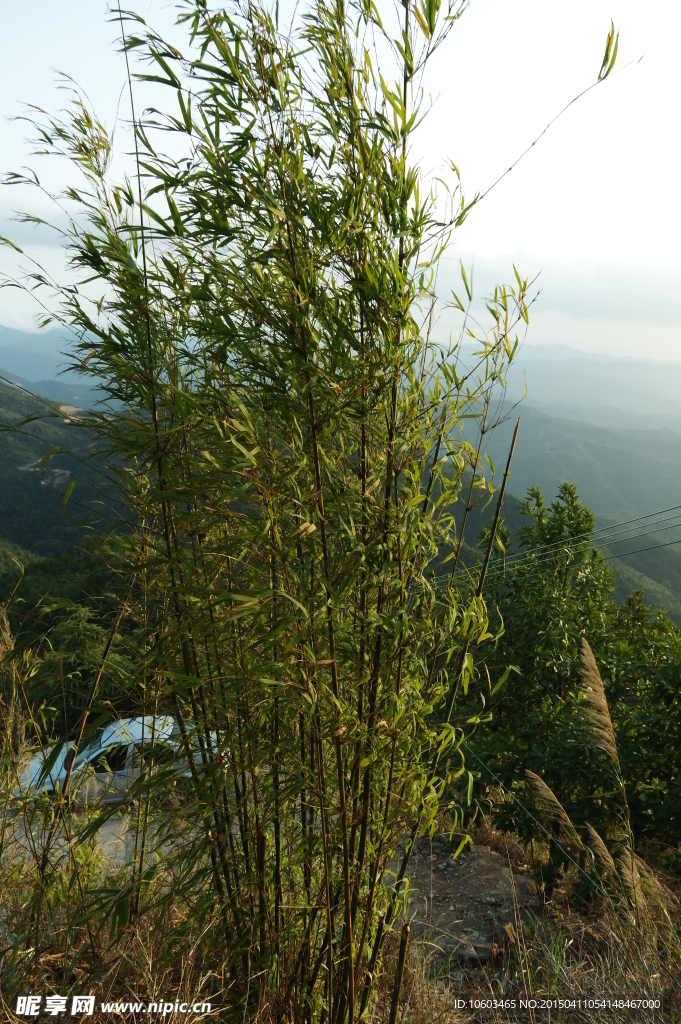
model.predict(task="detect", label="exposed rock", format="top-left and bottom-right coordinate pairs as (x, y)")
top-left (392, 834), bottom-right (539, 968)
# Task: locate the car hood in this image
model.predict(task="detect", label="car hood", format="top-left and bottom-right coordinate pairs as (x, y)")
top-left (16, 743), bottom-right (74, 793)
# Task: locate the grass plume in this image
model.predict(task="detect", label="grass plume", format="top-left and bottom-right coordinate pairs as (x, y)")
top-left (579, 638), bottom-right (618, 762)
top-left (524, 770), bottom-right (582, 850)
top-left (585, 824), bottom-right (615, 877)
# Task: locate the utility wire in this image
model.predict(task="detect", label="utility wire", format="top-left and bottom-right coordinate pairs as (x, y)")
top-left (432, 538), bottom-right (681, 599)
top-left (433, 517), bottom-right (681, 589)
top-left (431, 502), bottom-right (681, 584)
top-left (486, 508), bottom-right (681, 570)
top-left (460, 514), bottom-right (681, 577)
top-left (449, 533), bottom-right (681, 589)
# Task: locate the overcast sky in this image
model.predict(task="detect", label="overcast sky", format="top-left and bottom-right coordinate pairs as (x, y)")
top-left (1, 0), bottom-right (680, 359)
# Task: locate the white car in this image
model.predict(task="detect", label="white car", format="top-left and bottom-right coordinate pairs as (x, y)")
top-left (17, 716), bottom-right (176, 805)
top-left (16, 741), bottom-right (75, 797)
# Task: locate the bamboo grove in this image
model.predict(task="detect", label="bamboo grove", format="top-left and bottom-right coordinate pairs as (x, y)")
top-left (2, 0), bottom-right (533, 1019)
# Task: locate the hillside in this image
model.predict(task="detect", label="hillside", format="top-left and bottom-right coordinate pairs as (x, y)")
top-left (0, 378), bottom-right (104, 556)
top-left (477, 406), bottom-right (681, 621)
top-left (475, 404), bottom-right (681, 520)
top-left (3, 327), bottom-right (681, 619)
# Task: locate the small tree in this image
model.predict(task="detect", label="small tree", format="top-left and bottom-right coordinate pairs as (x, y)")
top-left (471, 484), bottom-right (615, 831)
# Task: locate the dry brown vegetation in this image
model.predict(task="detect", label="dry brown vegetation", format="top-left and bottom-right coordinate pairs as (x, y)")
top-left (371, 832), bottom-right (681, 1024)
top-left (2, 790), bottom-right (679, 1023)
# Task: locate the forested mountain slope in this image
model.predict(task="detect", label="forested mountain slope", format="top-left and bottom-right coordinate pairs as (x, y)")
top-left (0, 378), bottom-right (103, 555)
top-left (477, 406), bottom-right (681, 621)
top-left (3, 341), bottom-right (681, 620)
top-left (483, 405), bottom-right (681, 519)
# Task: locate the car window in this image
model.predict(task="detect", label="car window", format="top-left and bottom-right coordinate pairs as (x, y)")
top-left (73, 733), bottom-right (103, 769)
top-left (90, 744), bottom-right (129, 774)
top-left (133, 742), bottom-right (176, 768)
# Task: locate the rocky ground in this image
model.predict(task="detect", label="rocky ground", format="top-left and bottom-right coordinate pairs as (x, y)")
top-left (395, 833), bottom-right (540, 971)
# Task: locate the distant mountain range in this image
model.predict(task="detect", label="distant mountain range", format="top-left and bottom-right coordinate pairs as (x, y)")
top-left (502, 343), bottom-right (681, 432)
top-left (5, 327), bottom-right (681, 431)
top-left (2, 326), bottom-right (681, 620)
top-left (0, 325), bottom-right (98, 406)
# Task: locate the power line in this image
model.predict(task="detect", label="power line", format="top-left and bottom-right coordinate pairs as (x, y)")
top-left (431, 510), bottom-right (681, 590)
top-left (471, 529), bottom-right (681, 587)
top-left (430, 538), bottom-right (681, 599)
top-left (471, 501), bottom-right (681, 561)
top-left (494, 508), bottom-right (681, 570)
top-left (466, 514), bottom-right (681, 577)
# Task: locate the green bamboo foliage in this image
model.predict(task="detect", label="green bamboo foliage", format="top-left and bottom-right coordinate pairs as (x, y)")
top-left (3, 0), bottom-right (531, 1017)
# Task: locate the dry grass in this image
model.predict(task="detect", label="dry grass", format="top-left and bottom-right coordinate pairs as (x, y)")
top-left (2, 790), bottom-right (680, 1023)
top-left (371, 905), bottom-right (680, 1024)
top-left (0, 803), bottom-right (225, 1022)
top-left (368, 821), bottom-right (681, 1024)
top-left (469, 824), bottom-right (527, 868)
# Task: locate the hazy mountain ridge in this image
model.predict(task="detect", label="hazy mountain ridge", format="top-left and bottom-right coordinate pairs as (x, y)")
top-left (0, 325), bottom-right (98, 406)
top-left (2, 327), bottom-right (681, 618)
top-left (0, 324), bottom-right (74, 379)
top-left (502, 342), bottom-right (681, 432)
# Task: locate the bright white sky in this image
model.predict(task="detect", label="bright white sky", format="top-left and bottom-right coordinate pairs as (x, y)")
top-left (1, 0), bottom-right (680, 359)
